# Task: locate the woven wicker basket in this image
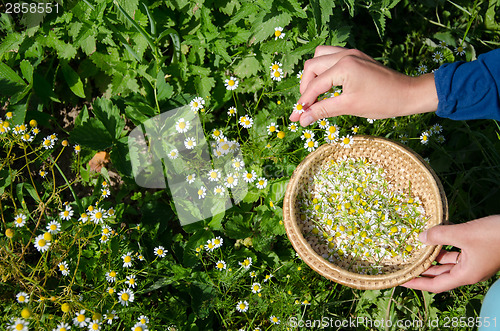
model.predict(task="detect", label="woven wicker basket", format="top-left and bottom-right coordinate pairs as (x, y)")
top-left (283, 135), bottom-right (448, 290)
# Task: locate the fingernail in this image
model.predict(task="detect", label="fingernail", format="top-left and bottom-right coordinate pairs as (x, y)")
top-left (418, 231), bottom-right (427, 243)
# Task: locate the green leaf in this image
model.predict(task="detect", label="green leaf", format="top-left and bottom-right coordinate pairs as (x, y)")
top-left (156, 69), bottom-right (173, 102)
top-left (250, 11), bottom-right (292, 44)
top-left (70, 118), bottom-right (114, 150)
top-left (19, 60), bottom-right (33, 85)
top-left (183, 229), bottom-right (213, 267)
top-left (114, 1), bottom-right (156, 55)
top-left (269, 178), bottom-right (289, 203)
top-left (91, 97), bottom-right (125, 140)
top-left (32, 72), bottom-right (60, 103)
top-left (234, 56), bottom-right (260, 79)
top-left (225, 214), bottom-right (253, 239)
top-left (110, 138), bottom-right (133, 177)
top-left (0, 169), bottom-right (14, 196)
top-left (142, 3), bottom-right (157, 37)
top-left (61, 61), bottom-right (86, 98)
top-left (194, 75), bottom-right (215, 100)
top-left (0, 62), bottom-right (26, 96)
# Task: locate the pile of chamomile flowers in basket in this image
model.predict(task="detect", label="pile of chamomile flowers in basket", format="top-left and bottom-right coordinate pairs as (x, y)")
top-left (298, 157), bottom-right (429, 275)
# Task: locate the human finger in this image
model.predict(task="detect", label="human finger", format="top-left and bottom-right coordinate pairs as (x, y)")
top-left (401, 271), bottom-right (467, 293)
top-left (419, 223), bottom-right (471, 248)
top-left (420, 264), bottom-right (454, 277)
top-left (313, 45), bottom-right (346, 58)
top-left (295, 95), bottom-right (350, 127)
top-left (434, 250), bottom-right (461, 265)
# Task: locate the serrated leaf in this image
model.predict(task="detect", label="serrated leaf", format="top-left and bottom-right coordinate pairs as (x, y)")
top-left (280, 0), bottom-right (307, 18)
top-left (92, 97), bottom-right (125, 140)
top-left (224, 3), bottom-right (260, 27)
top-left (234, 56), bottom-right (260, 78)
top-left (43, 30), bottom-right (77, 60)
top-left (213, 39), bottom-right (231, 63)
top-left (270, 178), bottom-right (289, 203)
top-left (156, 69), bottom-right (173, 102)
top-left (61, 61), bottom-right (86, 98)
top-left (110, 138), bottom-right (132, 177)
top-left (32, 72), bottom-right (60, 103)
top-left (70, 118), bottom-right (114, 150)
top-left (0, 62), bottom-right (26, 96)
top-left (250, 12), bottom-right (292, 44)
top-left (194, 75), bottom-right (215, 99)
top-left (19, 60), bottom-right (33, 84)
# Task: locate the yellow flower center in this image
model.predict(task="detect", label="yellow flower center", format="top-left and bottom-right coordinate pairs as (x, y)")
top-left (109, 271), bottom-right (116, 277)
top-left (95, 212), bottom-right (102, 219)
top-left (193, 102), bottom-right (198, 108)
top-left (43, 232), bottom-right (52, 241)
top-left (108, 288), bottom-right (114, 294)
top-left (307, 141), bottom-right (314, 147)
top-left (274, 30), bottom-right (281, 37)
top-left (38, 239), bottom-right (46, 247)
top-left (63, 210), bottom-right (69, 217)
top-left (121, 293), bottom-right (129, 301)
top-left (198, 189), bottom-right (204, 196)
top-left (304, 132), bottom-right (311, 139)
top-left (296, 104), bottom-right (303, 111)
top-left (259, 180), bottom-right (265, 186)
top-left (217, 263), bottom-right (224, 269)
top-left (77, 314), bottom-right (85, 322)
top-left (213, 130), bottom-right (220, 136)
top-left (273, 71), bottom-right (280, 77)
top-left (228, 80), bottom-right (235, 86)
top-left (227, 177), bottom-right (234, 184)
top-left (342, 137), bottom-right (350, 145)
top-left (124, 256), bottom-right (131, 263)
top-left (269, 126), bottom-right (276, 132)
top-left (157, 249), bottom-right (163, 255)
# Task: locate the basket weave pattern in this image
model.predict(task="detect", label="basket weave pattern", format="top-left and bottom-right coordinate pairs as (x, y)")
top-left (284, 135), bottom-right (448, 290)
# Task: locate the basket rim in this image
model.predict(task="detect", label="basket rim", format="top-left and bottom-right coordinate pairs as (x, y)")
top-left (283, 135), bottom-right (448, 290)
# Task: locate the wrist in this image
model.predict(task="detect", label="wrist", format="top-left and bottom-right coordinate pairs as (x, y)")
top-left (404, 73), bottom-right (439, 116)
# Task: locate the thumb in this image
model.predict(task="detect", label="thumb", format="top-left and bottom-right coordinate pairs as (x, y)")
top-left (419, 223), bottom-right (467, 248)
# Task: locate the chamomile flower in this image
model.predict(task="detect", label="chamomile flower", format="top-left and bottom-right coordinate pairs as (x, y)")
top-left (90, 207), bottom-right (106, 224)
top-left (243, 170), bottom-right (257, 183)
top-left (436, 135), bottom-right (446, 144)
top-left (184, 137), bottom-right (196, 149)
top-left (207, 169), bottom-right (222, 182)
top-left (175, 118), bottom-right (190, 133)
top-left (351, 126), bottom-right (360, 134)
top-left (432, 51), bottom-right (444, 63)
top-left (79, 213), bottom-right (89, 223)
top-left (420, 131), bottom-right (430, 145)
top-left (339, 135), bottom-right (353, 148)
top-left (239, 257), bottom-right (252, 269)
top-left (214, 185), bottom-right (225, 196)
top-left (239, 115), bottom-right (253, 129)
top-left (274, 27), bottom-right (284, 40)
top-left (270, 316), bottom-right (280, 325)
top-left (154, 246), bottom-right (167, 257)
top-left (42, 136), bottom-right (55, 149)
top-left (186, 173), bottom-right (196, 184)
top-left (101, 187), bottom-right (111, 198)
top-left (104, 310), bottom-right (118, 325)
top-left (227, 106), bottom-right (237, 117)
top-left (236, 300), bottom-right (249, 313)
top-left (288, 122), bottom-right (298, 132)
top-left (5, 112), bottom-right (12, 119)
top-left (73, 310), bottom-right (90, 328)
top-left (137, 315), bottom-right (149, 325)
top-left (46, 220), bottom-right (61, 234)
top-left (74, 145), bottom-right (81, 154)
top-left (215, 260), bottom-right (226, 270)
top-left (271, 68), bottom-right (284, 81)
top-left (14, 212), bottom-right (27, 227)
top-left (224, 173), bottom-right (238, 189)
top-left (54, 321), bottom-right (71, 331)
top-left (190, 97), bottom-right (205, 112)
top-left (264, 274), bottom-right (273, 282)
top-left (438, 40), bottom-right (448, 48)
top-left (16, 292), bottom-right (29, 303)
top-left (430, 123), bottom-right (443, 134)
top-left (417, 64), bottom-right (428, 74)
top-left (59, 205), bottom-right (74, 221)
top-left (301, 129), bottom-right (314, 140)
top-left (58, 261), bottom-right (70, 276)
top-left (126, 275), bottom-right (137, 288)
top-left (225, 76), bottom-right (239, 90)
top-left (197, 186), bottom-right (207, 199)
top-left (211, 128), bottom-right (224, 140)
top-left (304, 139), bottom-right (318, 152)
top-left (122, 252), bottom-right (134, 268)
top-left (293, 102), bottom-right (305, 114)
top-left (34, 234), bottom-right (51, 252)
top-left (39, 169), bottom-right (47, 178)
top-left (455, 45), bottom-right (466, 56)
top-left (270, 61), bottom-right (282, 71)
top-left (251, 282), bottom-right (261, 293)
top-left (132, 322), bottom-right (148, 331)
top-left (232, 158), bottom-right (244, 170)
top-left (8, 318), bottom-right (29, 331)
top-left (168, 149), bottom-right (179, 159)
top-left (256, 177), bottom-right (267, 189)
top-left (117, 288), bottom-right (134, 306)
top-left (317, 118), bottom-right (329, 129)
top-left (87, 320), bottom-right (101, 330)
top-left (106, 270), bottom-right (117, 282)
top-left (267, 122), bottom-right (279, 135)
top-left (297, 70), bottom-right (303, 82)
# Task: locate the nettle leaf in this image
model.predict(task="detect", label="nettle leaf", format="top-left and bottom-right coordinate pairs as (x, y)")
top-left (92, 97), bottom-right (126, 140)
top-left (311, 0), bottom-right (335, 28)
top-left (250, 11), bottom-right (292, 44)
top-left (19, 60), bottom-right (33, 85)
top-left (194, 75), bottom-right (215, 99)
top-left (0, 62), bottom-right (26, 96)
top-left (70, 118), bottom-right (114, 150)
top-left (156, 69), bottom-right (174, 102)
top-left (41, 30), bottom-right (77, 60)
top-left (279, 0), bottom-right (307, 18)
top-left (213, 39), bottom-right (232, 63)
top-left (224, 2), bottom-right (260, 27)
top-left (61, 61), bottom-right (86, 98)
top-left (234, 56), bottom-right (260, 79)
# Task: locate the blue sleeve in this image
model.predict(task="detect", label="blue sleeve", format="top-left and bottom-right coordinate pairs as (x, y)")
top-left (434, 49), bottom-right (500, 121)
